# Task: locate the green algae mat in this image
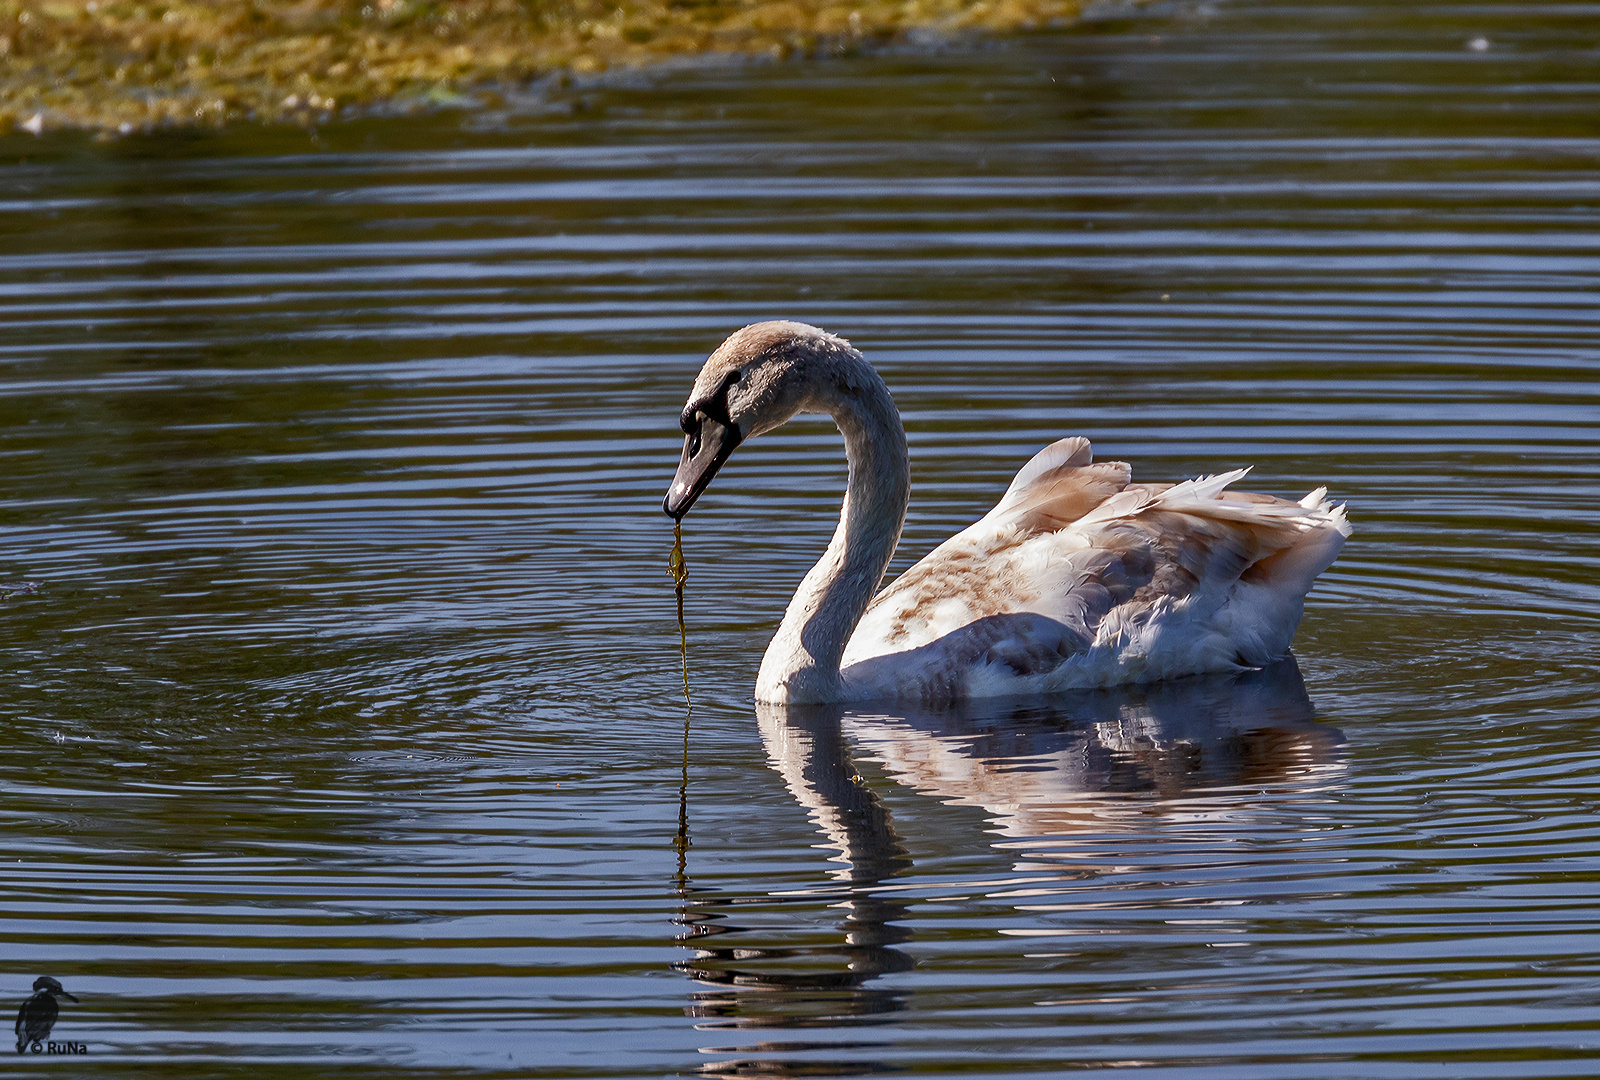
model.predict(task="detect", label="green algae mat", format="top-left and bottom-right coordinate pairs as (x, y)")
top-left (0, 0), bottom-right (1087, 132)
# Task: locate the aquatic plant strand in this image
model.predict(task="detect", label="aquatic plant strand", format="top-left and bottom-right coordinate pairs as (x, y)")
top-left (670, 523), bottom-right (692, 891)
top-left (669, 523), bottom-right (691, 710)
top-left (674, 703), bottom-right (691, 892)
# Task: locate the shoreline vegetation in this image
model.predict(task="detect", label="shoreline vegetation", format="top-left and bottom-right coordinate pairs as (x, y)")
top-left (0, 0), bottom-right (1091, 134)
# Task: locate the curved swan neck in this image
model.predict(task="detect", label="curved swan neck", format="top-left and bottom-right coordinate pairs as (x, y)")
top-left (756, 355), bottom-right (909, 703)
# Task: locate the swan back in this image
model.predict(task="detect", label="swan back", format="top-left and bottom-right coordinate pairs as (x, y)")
top-left (842, 439), bottom-right (1349, 702)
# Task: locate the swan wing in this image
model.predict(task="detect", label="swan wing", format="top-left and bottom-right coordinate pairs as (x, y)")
top-left (842, 447), bottom-right (1349, 701)
top-left (853, 437), bottom-right (1133, 646)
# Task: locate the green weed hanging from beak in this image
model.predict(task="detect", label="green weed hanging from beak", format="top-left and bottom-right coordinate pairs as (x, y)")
top-left (669, 523), bottom-right (691, 708)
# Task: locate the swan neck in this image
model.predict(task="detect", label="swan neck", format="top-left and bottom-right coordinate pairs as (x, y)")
top-left (757, 362), bottom-right (908, 703)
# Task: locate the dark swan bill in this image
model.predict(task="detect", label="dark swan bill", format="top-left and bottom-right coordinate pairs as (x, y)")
top-left (664, 411), bottom-right (742, 520)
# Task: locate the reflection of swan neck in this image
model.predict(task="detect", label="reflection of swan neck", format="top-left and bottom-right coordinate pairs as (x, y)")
top-left (756, 361), bottom-right (909, 704)
top-left (757, 703), bottom-right (912, 884)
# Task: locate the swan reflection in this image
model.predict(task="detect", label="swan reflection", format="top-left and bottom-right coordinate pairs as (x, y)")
top-left (832, 654), bottom-right (1344, 844)
top-left (678, 658), bottom-right (1342, 1072)
top-left (675, 702), bottom-right (915, 1033)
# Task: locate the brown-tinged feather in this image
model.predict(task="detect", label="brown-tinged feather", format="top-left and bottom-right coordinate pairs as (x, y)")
top-left (1000, 461), bottom-right (1133, 533)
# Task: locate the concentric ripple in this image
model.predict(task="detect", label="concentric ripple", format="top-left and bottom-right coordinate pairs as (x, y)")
top-left (1, 1), bottom-right (1598, 1076)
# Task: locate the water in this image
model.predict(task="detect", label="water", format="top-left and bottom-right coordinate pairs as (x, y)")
top-left (3, 0), bottom-right (1599, 1074)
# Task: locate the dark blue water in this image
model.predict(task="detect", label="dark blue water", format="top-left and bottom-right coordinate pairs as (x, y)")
top-left (2, 0), bottom-right (1599, 1074)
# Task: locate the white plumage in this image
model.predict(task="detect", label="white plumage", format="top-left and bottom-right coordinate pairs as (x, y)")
top-left (666, 321), bottom-right (1350, 705)
top-left (842, 437), bottom-right (1350, 702)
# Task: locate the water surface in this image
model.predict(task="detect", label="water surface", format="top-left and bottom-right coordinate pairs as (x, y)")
top-left (3, 0), bottom-right (1599, 1075)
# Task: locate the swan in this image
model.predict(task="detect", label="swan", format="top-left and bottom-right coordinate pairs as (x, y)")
top-left (664, 321), bottom-right (1350, 705)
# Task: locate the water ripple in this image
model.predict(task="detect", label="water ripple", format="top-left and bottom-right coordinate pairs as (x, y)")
top-left (2, 0), bottom-right (1599, 1075)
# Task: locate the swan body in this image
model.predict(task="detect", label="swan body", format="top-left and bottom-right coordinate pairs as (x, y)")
top-left (665, 321), bottom-right (1350, 705)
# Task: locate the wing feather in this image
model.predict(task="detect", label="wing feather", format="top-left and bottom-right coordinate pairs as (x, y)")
top-left (844, 439), bottom-right (1350, 699)
top-left (981, 437), bottom-right (1132, 534)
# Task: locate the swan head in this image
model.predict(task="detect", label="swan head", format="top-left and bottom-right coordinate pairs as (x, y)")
top-left (664, 321), bottom-right (860, 520)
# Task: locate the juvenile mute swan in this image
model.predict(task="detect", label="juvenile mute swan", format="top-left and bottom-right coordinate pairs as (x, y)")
top-left (664, 321), bottom-right (1350, 705)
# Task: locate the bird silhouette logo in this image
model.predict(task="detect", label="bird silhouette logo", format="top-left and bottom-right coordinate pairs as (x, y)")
top-left (14, 977), bottom-right (78, 1054)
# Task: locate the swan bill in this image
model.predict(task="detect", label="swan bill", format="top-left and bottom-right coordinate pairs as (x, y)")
top-left (664, 414), bottom-right (742, 520)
